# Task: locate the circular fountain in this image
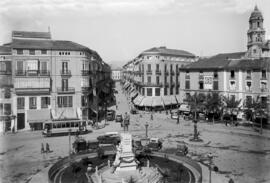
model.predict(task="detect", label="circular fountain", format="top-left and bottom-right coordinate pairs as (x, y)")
top-left (48, 133), bottom-right (202, 183)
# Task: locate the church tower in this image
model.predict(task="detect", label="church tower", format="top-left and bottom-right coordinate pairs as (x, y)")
top-left (247, 5), bottom-right (265, 58)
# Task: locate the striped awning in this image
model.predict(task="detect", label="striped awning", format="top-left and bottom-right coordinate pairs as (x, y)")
top-left (133, 95), bottom-right (144, 106)
top-left (130, 91), bottom-right (138, 99)
top-left (162, 95), bottom-right (178, 106)
top-left (152, 96), bottom-right (164, 107)
top-left (139, 97), bottom-right (153, 107)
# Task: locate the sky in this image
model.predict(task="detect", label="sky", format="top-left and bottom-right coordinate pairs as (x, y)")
top-left (0, 0), bottom-right (270, 67)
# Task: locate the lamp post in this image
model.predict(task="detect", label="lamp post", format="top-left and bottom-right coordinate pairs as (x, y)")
top-left (145, 122), bottom-right (149, 138)
top-left (207, 153), bottom-right (213, 183)
top-left (68, 128), bottom-right (72, 161)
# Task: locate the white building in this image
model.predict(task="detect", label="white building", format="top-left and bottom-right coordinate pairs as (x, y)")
top-left (111, 69), bottom-right (122, 81)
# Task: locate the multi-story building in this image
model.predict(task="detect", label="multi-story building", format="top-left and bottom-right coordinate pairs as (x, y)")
top-left (111, 69), bottom-right (122, 81)
top-left (0, 30), bottom-right (113, 132)
top-left (0, 44), bottom-right (14, 133)
top-left (122, 46), bottom-right (197, 110)
top-left (179, 6), bottom-right (270, 115)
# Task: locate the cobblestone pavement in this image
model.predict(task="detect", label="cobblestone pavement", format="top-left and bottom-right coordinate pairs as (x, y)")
top-left (1, 82), bottom-right (270, 183)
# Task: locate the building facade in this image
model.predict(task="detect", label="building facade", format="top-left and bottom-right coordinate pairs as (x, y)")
top-left (111, 69), bottom-right (122, 81)
top-left (122, 46), bottom-right (197, 109)
top-left (0, 31), bottom-right (113, 132)
top-left (179, 6), bottom-right (270, 115)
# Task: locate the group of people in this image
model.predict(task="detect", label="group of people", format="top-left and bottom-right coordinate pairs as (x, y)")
top-left (41, 143), bottom-right (51, 154)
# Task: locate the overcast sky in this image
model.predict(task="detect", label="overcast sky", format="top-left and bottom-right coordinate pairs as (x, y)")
top-left (1, 0), bottom-right (270, 65)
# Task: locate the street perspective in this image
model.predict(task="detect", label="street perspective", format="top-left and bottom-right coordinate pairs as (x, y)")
top-left (1, 0), bottom-right (270, 183)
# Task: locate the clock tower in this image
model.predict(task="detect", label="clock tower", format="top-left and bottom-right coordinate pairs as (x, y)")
top-left (246, 5), bottom-right (265, 58)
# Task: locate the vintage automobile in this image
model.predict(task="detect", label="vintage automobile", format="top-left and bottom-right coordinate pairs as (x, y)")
top-left (97, 132), bottom-right (120, 145)
top-left (179, 104), bottom-right (191, 115)
top-left (106, 110), bottom-right (116, 121)
top-left (97, 144), bottom-right (117, 158)
top-left (73, 137), bottom-right (87, 153)
top-left (115, 114), bottom-right (123, 123)
top-left (171, 111), bottom-right (179, 119)
top-left (140, 138), bottom-right (163, 151)
top-left (175, 143), bottom-right (188, 156)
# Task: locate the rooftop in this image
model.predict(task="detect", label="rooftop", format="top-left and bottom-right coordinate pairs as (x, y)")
top-left (0, 45), bottom-right (12, 55)
top-left (181, 52), bottom-right (245, 70)
top-left (140, 46), bottom-right (196, 58)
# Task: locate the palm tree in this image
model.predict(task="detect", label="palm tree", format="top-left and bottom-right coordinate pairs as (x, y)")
top-left (204, 93), bottom-right (222, 124)
top-left (186, 92), bottom-right (205, 141)
top-left (222, 95), bottom-right (242, 125)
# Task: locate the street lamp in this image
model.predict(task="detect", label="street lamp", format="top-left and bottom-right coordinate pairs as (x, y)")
top-left (145, 122), bottom-right (149, 138)
top-left (68, 128), bottom-right (72, 161)
top-left (207, 153), bottom-right (213, 183)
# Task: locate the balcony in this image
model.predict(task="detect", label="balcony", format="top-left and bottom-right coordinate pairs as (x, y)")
top-left (81, 70), bottom-right (90, 76)
top-left (155, 70), bottom-right (161, 75)
top-left (170, 70), bottom-right (175, 76)
top-left (15, 77), bottom-right (51, 95)
top-left (0, 70), bottom-right (12, 75)
top-left (165, 70), bottom-right (169, 76)
top-left (15, 70), bottom-right (50, 77)
top-left (176, 82), bottom-right (180, 87)
top-left (245, 88), bottom-right (252, 92)
top-left (60, 70), bottom-right (71, 77)
top-left (246, 76), bottom-right (252, 80)
top-left (57, 87), bottom-right (75, 94)
top-left (146, 70), bottom-right (152, 75)
top-left (176, 71), bottom-right (180, 76)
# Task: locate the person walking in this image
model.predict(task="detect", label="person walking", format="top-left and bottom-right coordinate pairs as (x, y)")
top-left (46, 143), bottom-right (50, 153)
top-left (123, 112), bottom-right (130, 131)
top-left (41, 143), bottom-right (45, 154)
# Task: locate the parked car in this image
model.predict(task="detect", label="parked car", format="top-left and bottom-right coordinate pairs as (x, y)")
top-left (140, 138), bottom-right (162, 151)
top-left (97, 132), bottom-right (120, 145)
top-left (106, 110), bottom-right (115, 121)
top-left (179, 104), bottom-right (191, 115)
top-left (115, 114), bottom-right (123, 123)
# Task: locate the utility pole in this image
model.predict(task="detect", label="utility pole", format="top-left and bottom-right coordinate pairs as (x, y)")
top-left (68, 128), bottom-right (71, 162)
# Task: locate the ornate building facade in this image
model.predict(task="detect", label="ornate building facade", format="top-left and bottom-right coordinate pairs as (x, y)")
top-left (0, 31), bottom-right (113, 132)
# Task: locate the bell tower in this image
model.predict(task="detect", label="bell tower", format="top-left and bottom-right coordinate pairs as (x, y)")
top-left (247, 5), bottom-right (265, 58)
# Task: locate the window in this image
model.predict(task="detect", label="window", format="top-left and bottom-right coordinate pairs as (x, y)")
top-left (164, 87), bottom-right (167, 95)
top-left (147, 64), bottom-right (151, 71)
top-left (230, 70), bottom-right (235, 79)
top-left (17, 61), bottom-right (24, 72)
top-left (262, 70), bottom-right (266, 79)
top-left (40, 61), bottom-right (48, 74)
top-left (199, 81), bottom-right (204, 90)
top-left (170, 64), bottom-right (173, 71)
top-left (246, 81), bottom-right (252, 91)
top-left (147, 88), bottom-right (152, 96)
top-left (62, 79), bottom-right (69, 91)
top-left (185, 80), bottom-right (190, 89)
top-left (41, 50), bottom-right (47, 54)
top-left (142, 76), bottom-right (144, 83)
top-left (62, 62), bottom-right (68, 72)
top-left (0, 62), bottom-right (6, 71)
top-left (29, 49), bottom-right (35, 55)
top-left (246, 70), bottom-right (251, 79)
top-left (29, 97), bottom-right (37, 109)
top-left (245, 96), bottom-right (252, 106)
top-left (4, 88), bottom-right (11, 98)
top-left (57, 96), bottom-right (73, 107)
top-left (17, 49), bottom-right (23, 55)
top-left (156, 76), bottom-right (160, 84)
top-left (17, 97), bottom-right (25, 109)
top-left (155, 88), bottom-right (160, 96)
top-left (142, 64), bottom-right (144, 72)
top-left (147, 76), bottom-right (151, 84)
top-left (176, 85), bottom-right (179, 94)
top-left (214, 71), bottom-right (218, 79)
top-left (26, 60), bottom-right (38, 73)
top-left (81, 96), bottom-right (87, 107)
top-left (164, 64), bottom-right (167, 72)
top-left (213, 81), bottom-right (219, 90)
top-left (41, 97), bottom-right (50, 108)
top-left (156, 64), bottom-right (159, 71)
top-left (142, 88), bottom-right (145, 96)
top-left (170, 87), bottom-right (173, 95)
top-left (229, 81), bottom-right (236, 90)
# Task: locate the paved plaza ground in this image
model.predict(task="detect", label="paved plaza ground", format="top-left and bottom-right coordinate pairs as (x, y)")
top-left (1, 82), bottom-right (270, 183)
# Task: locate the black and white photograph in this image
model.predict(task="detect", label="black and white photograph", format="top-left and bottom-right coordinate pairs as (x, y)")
top-left (0, 0), bottom-right (270, 183)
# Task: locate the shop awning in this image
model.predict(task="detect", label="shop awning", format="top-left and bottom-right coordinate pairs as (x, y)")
top-left (152, 96), bottom-right (164, 107)
top-left (51, 108), bottom-right (79, 120)
top-left (27, 109), bottom-right (51, 123)
top-left (139, 97), bottom-right (153, 107)
top-left (133, 95), bottom-right (144, 106)
top-left (123, 83), bottom-right (130, 89)
top-left (130, 91), bottom-right (138, 99)
top-left (175, 95), bottom-right (182, 104)
top-left (162, 96), bottom-right (178, 106)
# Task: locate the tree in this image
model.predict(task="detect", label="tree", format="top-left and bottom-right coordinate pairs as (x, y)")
top-left (204, 92), bottom-right (222, 123)
top-left (222, 96), bottom-right (242, 125)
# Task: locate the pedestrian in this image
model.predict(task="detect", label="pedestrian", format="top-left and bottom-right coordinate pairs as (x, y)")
top-left (177, 115), bottom-right (180, 124)
top-left (116, 105), bottom-right (118, 110)
top-left (41, 143), bottom-right (45, 154)
top-left (150, 113), bottom-right (153, 120)
top-left (123, 112), bottom-right (130, 131)
top-left (46, 143), bottom-right (50, 153)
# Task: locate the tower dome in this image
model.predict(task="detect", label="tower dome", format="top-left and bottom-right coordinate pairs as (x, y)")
top-left (249, 5), bottom-right (263, 21)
